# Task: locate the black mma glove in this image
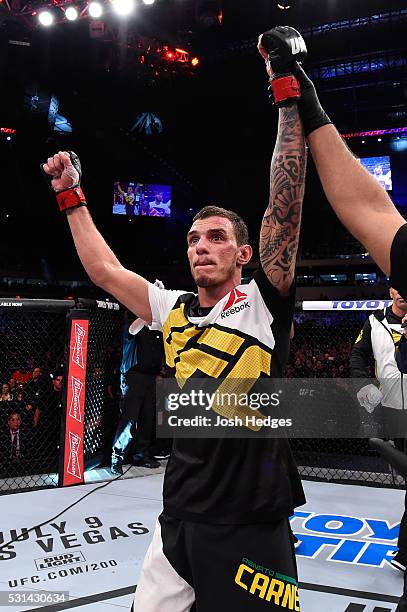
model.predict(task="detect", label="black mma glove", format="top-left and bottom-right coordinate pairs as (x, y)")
top-left (260, 26), bottom-right (332, 135)
top-left (292, 62), bottom-right (332, 136)
top-left (260, 26), bottom-right (306, 107)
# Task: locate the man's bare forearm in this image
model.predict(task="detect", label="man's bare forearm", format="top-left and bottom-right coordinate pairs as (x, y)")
top-left (65, 206), bottom-right (151, 321)
top-left (260, 104), bottom-right (307, 294)
top-left (307, 124), bottom-right (405, 275)
top-left (66, 207), bottom-right (122, 284)
top-left (42, 151), bottom-right (151, 319)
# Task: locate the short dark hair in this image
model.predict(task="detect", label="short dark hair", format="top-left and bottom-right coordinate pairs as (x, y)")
top-left (192, 206), bottom-right (249, 246)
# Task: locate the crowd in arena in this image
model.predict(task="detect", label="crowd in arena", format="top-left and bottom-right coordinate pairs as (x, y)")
top-left (0, 312), bottom-right (377, 480)
top-left (287, 337), bottom-right (353, 379)
top-left (0, 365), bottom-right (64, 475)
top-left (286, 317), bottom-right (365, 379)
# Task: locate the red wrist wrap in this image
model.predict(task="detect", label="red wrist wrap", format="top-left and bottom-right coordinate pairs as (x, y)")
top-left (56, 186), bottom-right (87, 212)
top-left (270, 75), bottom-right (301, 106)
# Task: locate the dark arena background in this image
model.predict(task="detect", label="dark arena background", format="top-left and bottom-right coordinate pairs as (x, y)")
top-left (0, 1), bottom-right (407, 611)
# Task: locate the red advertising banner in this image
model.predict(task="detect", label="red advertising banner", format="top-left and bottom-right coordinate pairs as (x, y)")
top-left (62, 319), bottom-right (89, 486)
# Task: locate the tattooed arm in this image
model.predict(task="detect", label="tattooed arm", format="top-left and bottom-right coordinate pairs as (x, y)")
top-left (259, 104), bottom-right (307, 295)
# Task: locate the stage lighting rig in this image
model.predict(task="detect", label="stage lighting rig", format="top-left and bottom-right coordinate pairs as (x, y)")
top-left (0, 128), bottom-right (16, 144)
top-left (130, 38), bottom-right (200, 80)
top-left (2, 0), bottom-right (200, 80)
top-left (88, 1), bottom-right (102, 17)
top-left (1, 0), bottom-right (156, 27)
top-left (65, 5), bottom-right (78, 20)
top-left (112, 0), bottom-right (134, 17)
top-left (38, 9), bottom-right (54, 25)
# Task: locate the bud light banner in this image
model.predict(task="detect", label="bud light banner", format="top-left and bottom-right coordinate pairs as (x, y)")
top-left (62, 318), bottom-right (89, 486)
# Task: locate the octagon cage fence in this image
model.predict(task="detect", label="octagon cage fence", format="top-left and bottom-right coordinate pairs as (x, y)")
top-left (0, 298), bottom-right (122, 494)
top-left (0, 297), bottom-right (403, 495)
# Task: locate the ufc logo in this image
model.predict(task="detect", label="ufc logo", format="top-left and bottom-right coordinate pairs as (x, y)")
top-left (290, 36), bottom-right (306, 55)
top-left (299, 388), bottom-right (314, 397)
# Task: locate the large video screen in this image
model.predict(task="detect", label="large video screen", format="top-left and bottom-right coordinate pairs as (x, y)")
top-left (113, 182), bottom-right (172, 217)
top-left (360, 156), bottom-right (392, 191)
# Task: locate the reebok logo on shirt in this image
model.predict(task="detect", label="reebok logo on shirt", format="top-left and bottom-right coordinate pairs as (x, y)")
top-left (221, 288), bottom-right (250, 319)
top-left (221, 302), bottom-right (250, 319)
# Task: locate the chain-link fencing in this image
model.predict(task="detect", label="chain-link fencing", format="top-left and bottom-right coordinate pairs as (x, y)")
top-left (0, 295), bottom-right (401, 493)
top-left (0, 300), bottom-right (73, 492)
top-left (289, 299), bottom-right (404, 487)
top-left (0, 299), bottom-right (122, 495)
top-left (77, 299), bottom-right (123, 468)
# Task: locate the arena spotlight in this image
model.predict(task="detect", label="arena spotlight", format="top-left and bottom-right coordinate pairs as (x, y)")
top-left (65, 6), bottom-right (79, 20)
top-left (88, 1), bottom-right (103, 17)
top-left (142, 0), bottom-right (155, 4)
top-left (112, 0), bottom-right (135, 16)
top-left (38, 10), bottom-right (54, 25)
top-left (191, 56), bottom-right (200, 67)
top-left (277, 0), bottom-right (291, 8)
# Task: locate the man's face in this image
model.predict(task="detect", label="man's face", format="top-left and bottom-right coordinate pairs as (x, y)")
top-left (187, 216), bottom-right (242, 288)
top-left (127, 186), bottom-right (133, 194)
top-left (2, 384), bottom-right (9, 394)
top-left (155, 193), bottom-right (163, 202)
top-left (390, 287), bottom-right (407, 312)
top-left (32, 368), bottom-right (41, 380)
top-left (8, 413), bottom-right (21, 431)
top-left (53, 376), bottom-right (64, 391)
top-left (374, 165), bottom-right (383, 175)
